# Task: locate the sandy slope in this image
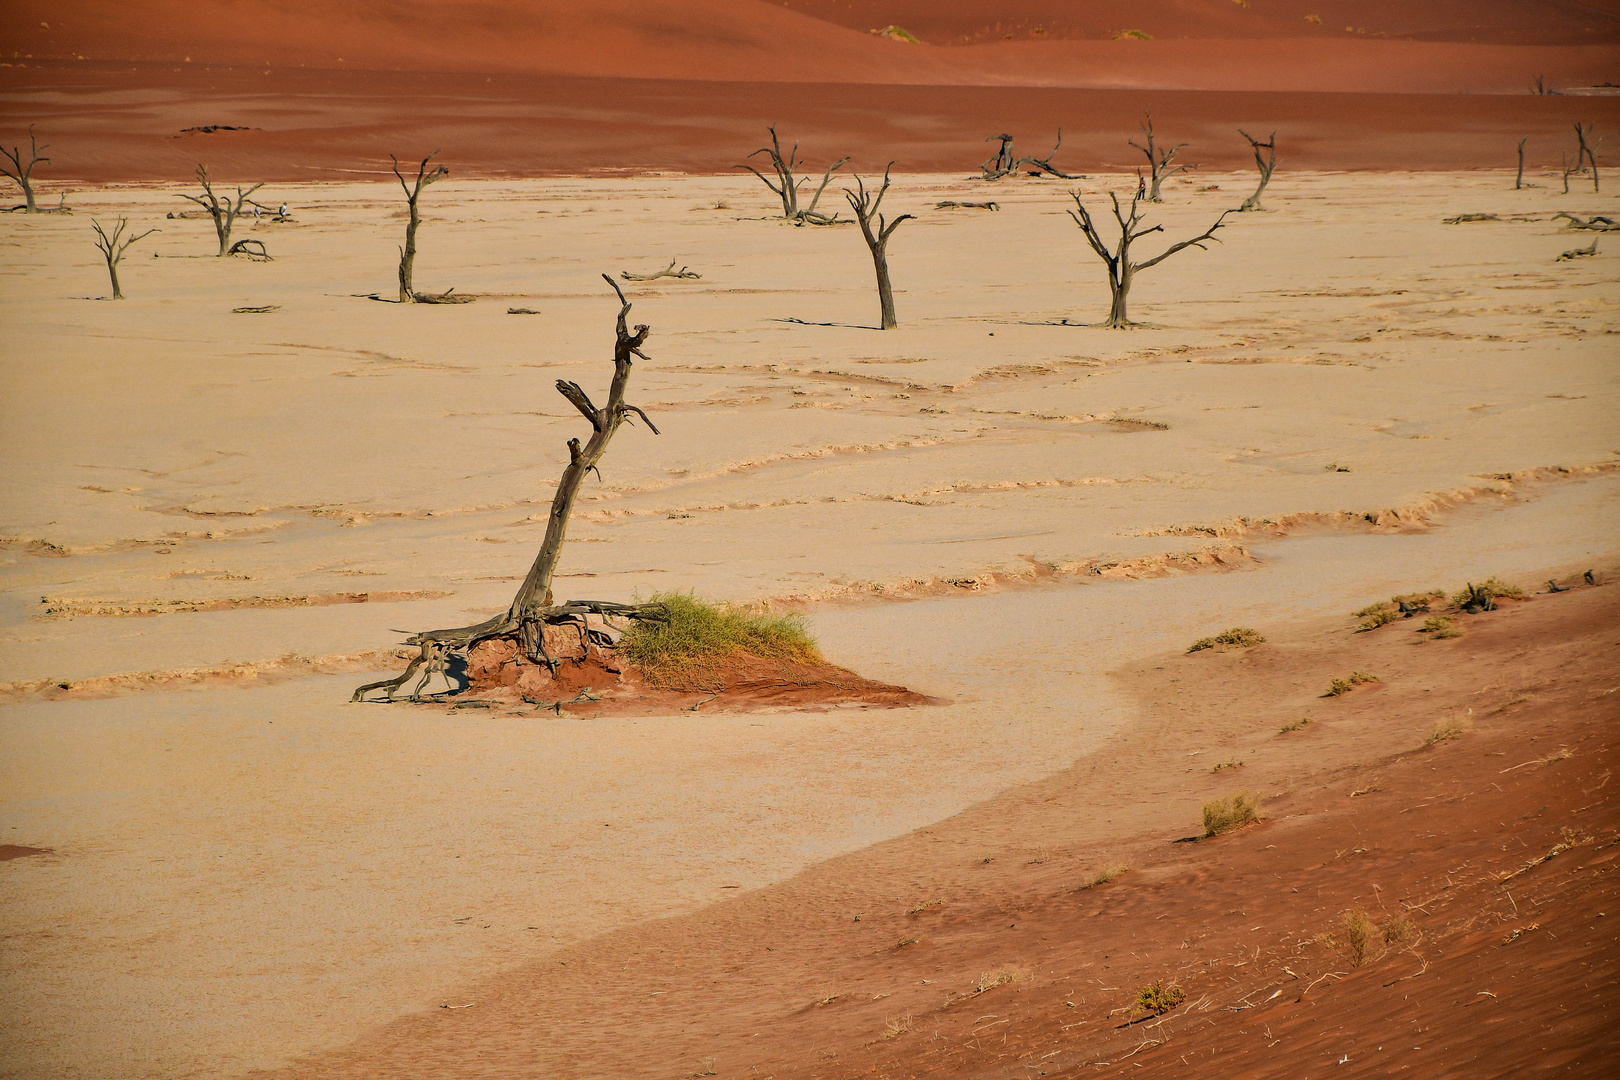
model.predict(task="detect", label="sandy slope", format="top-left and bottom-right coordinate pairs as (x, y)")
top-left (0, 170), bottom-right (1617, 1078)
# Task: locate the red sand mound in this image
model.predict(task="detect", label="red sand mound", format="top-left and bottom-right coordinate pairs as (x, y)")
top-left (439, 624), bottom-right (935, 716)
top-left (260, 577), bottom-right (1619, 1078)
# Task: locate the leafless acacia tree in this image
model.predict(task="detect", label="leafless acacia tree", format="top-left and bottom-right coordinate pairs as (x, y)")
top-left (978, 130), bottom-right (1081, 180)
top-left (1572, 123), bottom-right (1600, 192)
top-left (1129, 114), bottom-right (1192, 202)
top-left (393, 152), bottom-right (454, 301)
top-left (1238, 130), bottom-right (1276, 211)
top-left (353, 276), bottom-right (668, 702)
top-left (91, 218), bottom-right (156, 300)
top-left (1068, 189), bottom-right (1233, 328)
top-left (1, 126), bottom-right (52, 213)
top-left (738, 126), bottom-right (848, 224)
top-left (845, 165), bottom-right (914, 330)
top-left (178, 165), bottom-right (267, 257)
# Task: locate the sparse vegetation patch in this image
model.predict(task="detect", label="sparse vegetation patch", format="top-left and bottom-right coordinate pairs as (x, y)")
top-left (619, 592), bottom-right (821, 686)
top-left (1133, 980), bottom-right (1185, 1016)
top-left (1426, 714), bottom-right (1472, 745)
top-left (1079, 862), bottom-right (1130, 890)
top-left (1419, 614), bottom-right (1462, 639)
top-left (1325, 671), bottom-right (1378, 696)
top-left (1279, 715), bottom-right (1313, 733)
top-left (1187, 627), bottom-right (1265, 653)
top-left (1203, 790), bottom-right (1262, 836)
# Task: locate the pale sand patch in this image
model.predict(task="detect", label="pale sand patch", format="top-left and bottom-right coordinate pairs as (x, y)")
top-left (0, 171), bottom-right (1616, 1077)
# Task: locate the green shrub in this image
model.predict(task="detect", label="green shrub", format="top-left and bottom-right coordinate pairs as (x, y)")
top-left (1187, 627), bottom-right (1265, 653)
top-left (1133, 980), bottom-right (1185, 1016)
top-left (1358, 605), bottom-right (1397, 631)
top-left (1452, 576), bottom-right (1523, 608)
top-left (618, 592), bottom-right (821, 685)
top-left (1325, 670), bottom-right (1378, 696)
top-left (1203, 790), bottom-right (1262, 836)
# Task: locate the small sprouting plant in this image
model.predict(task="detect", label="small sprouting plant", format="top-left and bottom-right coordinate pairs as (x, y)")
top-left (1203, 790), bottom-right (1262, 836)
top-left (1426, 715), bottom-right (1471, 745)
top-left (1344, 909), bottom-right (1375, 966)
top-left (1187, 627), bottom-right (1265, 653)
top-left (1133, 980), bottom-right (1185, 1016)
top-left (1279, 716), bottom-right (1313, 733)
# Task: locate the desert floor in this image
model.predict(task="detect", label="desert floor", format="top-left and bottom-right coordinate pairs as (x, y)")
top-left (0, 169), bottom-right (1617, 1078)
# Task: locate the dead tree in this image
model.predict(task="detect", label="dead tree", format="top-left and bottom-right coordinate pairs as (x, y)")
top-left (1129, 114), bottom-right (1192, 202)
top-left (977, 130), bottom-right (1080, 180)
top-left (1, 125), bottom-right (51, 213)
top-left (738, 126), bottom-right (848, 224)
top-left (621, 258), bottom-right (700, 281)
top-left (845, 165), bottom-right (914, 330)
top-left (1516, 137), bottom-right (1527, 190)
top-left (1238, 129), bottom-right (1276, 211)
top-left (393, 152), bottom-right (453, 301)
top-left (91, 218), bottom-right (156, 300)
top-left (177, 165), bottom-right (268, 257)
top-left (1573, 123), bottom-right (1600, 193)
top-left (1068, 188), bottom-right (1232, 328)
top-left (353, 276), bottom-right (668, 702)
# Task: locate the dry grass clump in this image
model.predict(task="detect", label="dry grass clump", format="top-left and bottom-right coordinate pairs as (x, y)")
top-left (1357, 605), bottom-right (1398, 630)
top-left (1426, 714), bottom-right (1472, 745)
top-left (1133, 980), bottom-right (1185, 1016)
top-left (1325, 670), bottom-right (1379, 696)
top-left (618, 591), bottom-right (821, 686)
top-left (1187, 627), bottom-right (1265, 653)
top-left (975, 965), bottom-right (1029, 993)
top-left (1452, 576), bottom-right (1523, 608)
top-left (1203, 790), bottom-right (1262, 836)
top-left (1418, 614), bottom-right (1462, 639)
top-left (882, 1012), bottom-right (913, 1039)
top-left (1344, 909), bottom-right (1375, 966)
top-left (1279, 715), bottom-right (1313, 733)
top-left (1079, 862), bottom-right (1130, 890)
top-left (1383, 915), bottom-right (1414, 945)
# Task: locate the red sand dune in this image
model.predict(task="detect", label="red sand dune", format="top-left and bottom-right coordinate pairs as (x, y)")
top-left (2, 1), bottom-right (1618, 181)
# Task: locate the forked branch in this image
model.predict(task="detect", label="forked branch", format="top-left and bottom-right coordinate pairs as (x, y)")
top-left (392, 152), bottom-right (451, 301)
top-left (1238, 130), bottom-right (1277, 211)
top-left (177, 165), bottom-right (268, 257)
top-left (738, 125), bottom-right (848, 223)
top-left (1068, 188), bottom-right (1232, 327)
top-left (1, 125), bottom-right (51, 213)
top-left (91, 217), bottom-right (156, 300)
top-left (846, 164), bottom-right (914, 330)
top-left (1129, 113), bottom-right (1193, 202)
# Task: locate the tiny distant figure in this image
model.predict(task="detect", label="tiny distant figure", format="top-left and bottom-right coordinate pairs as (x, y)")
top-left (1586, 569), bottom-right (1597, 586)
top-left (278, 202), bottom-right (289, 218)
top-left (253, 204), bottom-right (261, 219)
top-left (1136, 172), bottom-right (1146, 201)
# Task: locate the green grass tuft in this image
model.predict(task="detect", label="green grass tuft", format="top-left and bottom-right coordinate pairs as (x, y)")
top-left (1452, 576), bottom-right (1523, 607)
top-left (1187, 627), bottom-right (1265, 653)
top-left (618, 592), bottom-right (821, 686)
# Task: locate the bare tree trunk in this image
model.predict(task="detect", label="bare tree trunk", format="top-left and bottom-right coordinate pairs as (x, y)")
top-left (91, 217), bottom-right (155, 301)
top-left (393, 153), bottom-right (449, 302)
top-left (1129, 114), bottom-right (1192, 202)
top-left (1069, 188), bottom-right (1232, 329)
top-left (353, 276), bottom-right (667, 703)
top-left (1574, 123), bottom-right (1600, 193)
top-left (1, 126), bottom-right (48, 213)
top-left (1516, 137), bottom-right (1527, 189)
top-left (845, 165), bottom-right (914, 330)
top-left (977, 130), bottom-right (1079, 180)
top-left (1238, 130), bottom-right (1276, 212)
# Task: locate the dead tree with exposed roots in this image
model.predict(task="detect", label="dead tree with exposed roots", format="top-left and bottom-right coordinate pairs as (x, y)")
top-left (1068, 189), bottom-right (1233, 328)
top-left (178, 165), bottom-right (268, 257)
top-left (91, 218), bottom-right (156, 300)
top-left (1238, 130), bottom-right (1277, 211)
top-left (1, 126), bottom-right (57, 213)
top-left (353, 275), bottom-right (669, 703)
top-left (1129, 113), bottom-right (1193, 202)
top-left (392, 152), bottom-right (468, 302)
top-left (977, 130), bottom-right (1081, 180)
top-left (845, 165), bottom-right (914, 330)
top-left (738, 126), bottom-right (848, 224)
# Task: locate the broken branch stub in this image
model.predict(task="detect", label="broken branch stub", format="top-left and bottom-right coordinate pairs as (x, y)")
top-left (1068, 188), bottom-right (1232, 328)
top-left (352, 276), bottom-right (668, 703)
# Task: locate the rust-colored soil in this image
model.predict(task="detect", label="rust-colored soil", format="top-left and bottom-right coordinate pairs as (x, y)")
top-left (263, 577), bottom-right (1619, 1079)
top-left (457, 630), bottom-right (936, 716)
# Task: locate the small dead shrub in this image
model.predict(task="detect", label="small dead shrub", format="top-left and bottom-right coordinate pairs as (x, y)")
top-left (1279, 715), bottom-right (1313, 733)
top-left (1419, 614), bottom-right (1461, 639)
top-left (1357, 605), bottom-right (1398, 631)
top-left (1211, 759), bottom-right (1243, 773)
top-left (1383, 915), bottom-right (1414, 945)
top-left (1203, 790), bottom-right (1262, 836)
top-left (882, 1013), bottom-right (913, 1039)
top-left (975, 966), bottom-right (1028, 993)
top-left (1079, 862), bottom-right (1130, 890)
top-left (1187, 627), bottom-right (1265, 653)
top-left (1452, 576), bottom-right (1524, 608)
top-left (1427, 714), bottom-right (1472, 745)
top-left (1344, 909), bottom-right (1375, 966)
top-left (1133, 980), bottom-right (1185, 1016)
top-left (1325, 670), bottom-right (1378, 696)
